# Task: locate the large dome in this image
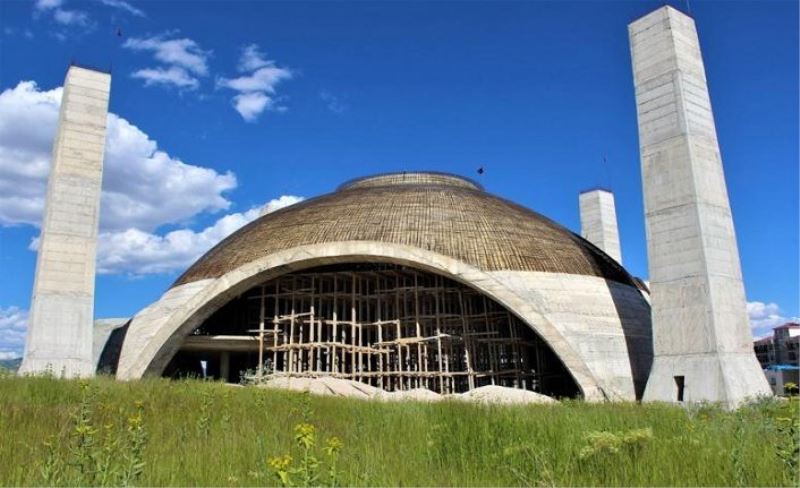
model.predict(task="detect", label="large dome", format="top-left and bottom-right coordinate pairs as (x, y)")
top-left (174, 171), bottom-right (634, 287)
top-left (118, 171), bottom-right (652, 401)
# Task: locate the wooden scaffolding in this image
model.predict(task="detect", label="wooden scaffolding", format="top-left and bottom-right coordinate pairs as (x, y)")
top-left (212, 266), bottom-right (551, 394)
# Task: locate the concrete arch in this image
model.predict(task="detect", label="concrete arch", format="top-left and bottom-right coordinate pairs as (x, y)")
top-left (116, 241), bottom-right (609, 400)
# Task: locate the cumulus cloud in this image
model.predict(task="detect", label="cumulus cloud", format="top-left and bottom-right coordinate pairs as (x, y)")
top-left (747, 301), bottom-right (799, 338)
top-left (0, 81), bottom-right (236, 232)
top-left (217, 44), bottom-right (292, 121)
top-left (124, 33), bottom-right (210, 89)
top-left (2, 80), bottom-right (306, 276)
top-left (258, 195), bottom-right (303, 215)
top-left (3, 197), bottom-right (301, 358)
top-left (95, 195), bottom-right (303, 275)
top-left (0, 306), bottom-right (27, 360)
top-left (98, 0), bottom-right (145, 17)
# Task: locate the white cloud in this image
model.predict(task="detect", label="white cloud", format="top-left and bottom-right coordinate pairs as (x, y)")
top-left (0, 81), bottom-right (236, 232)
top-left (131, 66), bottom-right (199, 89)
top-left (258, 195), bottom-right (303, 215)
top-left (238, 44), bottom-right (271, 72)
top-left (217, 44), bottom-right (292, 121)
top-left (34, 0), bottom-right (92, 30)
top-left (218, 65), bottom-right (292, 94)
top-left (123, 33), bottom-right (210, 89)
top-left (232, 92), bottom-right (272, 122)
top-left (98, 0), bottom-right (145, 17)
top-left (34, 0), bottom-right (63, 11)
top-left (747, 301), bottom-right (799, 338)
top-left (95, 196), bottom-right (303, 275)
top-left (52, 8), bottom-right (90, 26)
top-left (0, 306), bottom-right (27, 359)
top-left (3, 27), bottom-right (34, 40)
top-left (1, 80), bottom-right (306, 276)
top-left (124, 33), bottom-right (210, 75)
top-left (320, 90), bottom-right (346, 114)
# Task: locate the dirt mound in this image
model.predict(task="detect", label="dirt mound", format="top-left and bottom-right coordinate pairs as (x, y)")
top-left (262, 376), bottom-right (379, 399)
top-left (458, 385), bottom-right (558, 405)
top-left (261, 377), bottom-right (557, 405)
top-left (376, 388), bottom-right (443, 402)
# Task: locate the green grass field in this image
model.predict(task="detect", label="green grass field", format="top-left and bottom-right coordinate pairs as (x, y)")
top-left (0, 374), bottom-right (797, 487)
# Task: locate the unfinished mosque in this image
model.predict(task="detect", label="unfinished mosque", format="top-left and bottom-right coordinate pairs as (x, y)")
top-left (119, 172), bottom-right (653, 401)
top-left (20, 6), bottom-right (772, 406)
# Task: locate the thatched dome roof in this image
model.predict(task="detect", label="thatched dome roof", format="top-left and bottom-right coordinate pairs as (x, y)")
top-left (173, 172), bottom-right (634, 287)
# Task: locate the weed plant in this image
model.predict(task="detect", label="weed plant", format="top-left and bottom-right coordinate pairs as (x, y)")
top-left (0, 375), bottom-right (796, 486)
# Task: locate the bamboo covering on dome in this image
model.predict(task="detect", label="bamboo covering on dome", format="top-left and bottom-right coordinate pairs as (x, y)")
top-left (173, 172), bottom-right (634, 287)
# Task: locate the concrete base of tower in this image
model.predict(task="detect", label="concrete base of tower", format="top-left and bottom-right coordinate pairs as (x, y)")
top-left (643, 352), bottom-right (772, 409)
top-left (18, 293), bottom-right (95, 378)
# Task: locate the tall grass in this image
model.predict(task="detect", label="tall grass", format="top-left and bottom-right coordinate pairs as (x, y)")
top-left (0, 374), bottom-right (796, 486)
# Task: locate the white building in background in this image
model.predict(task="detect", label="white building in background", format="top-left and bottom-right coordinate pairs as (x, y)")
top-left (754, 323), bottom-right (800, 395)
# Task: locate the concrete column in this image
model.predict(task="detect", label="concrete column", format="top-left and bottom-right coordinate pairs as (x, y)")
top-left (629, 7), bottom-right (770, 406)
top-left (19, 65), bottom-right (111, 378)
top-left (579, 188), bottom-right (622, 263)
top-left (220, 351), bottom-right (230, 382)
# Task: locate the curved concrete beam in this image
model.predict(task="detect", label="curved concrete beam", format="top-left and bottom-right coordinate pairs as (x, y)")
top-left (117, 241), bottom-right (610, 400)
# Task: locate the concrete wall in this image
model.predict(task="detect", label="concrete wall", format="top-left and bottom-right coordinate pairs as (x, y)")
top-left (579, 189), bottom-right (622, 264)
top-left (491, 271), bottom-right (651, 399)
top-left (19, 66), bottom-right (111, 378)
top-left (116, 241), bottom-right (652, 401)
top-left (92, 318), bottom-right (129, 370)
top-left (629, 6), bottom-right (770, 406)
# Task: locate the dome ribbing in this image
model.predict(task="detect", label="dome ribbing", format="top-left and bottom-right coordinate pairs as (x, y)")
top-left (173, 172), bottom-right (633, 287)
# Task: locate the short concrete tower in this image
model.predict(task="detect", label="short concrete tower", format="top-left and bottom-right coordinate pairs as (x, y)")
top-left (629, 7), bottom-right (770, 406)
top-left (19, 65), bottom-right (111, 378)
top-left (579, 188), bottom-right (622, 263)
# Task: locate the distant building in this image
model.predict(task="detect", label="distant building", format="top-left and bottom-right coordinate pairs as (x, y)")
top-left (754, 337), bottom-right (775, 369)
top-left (773, 323), bottom-right (800, 365)
top-left (753, 322), bottom-right (799, 394)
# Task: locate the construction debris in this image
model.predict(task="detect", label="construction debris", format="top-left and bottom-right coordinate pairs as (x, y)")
top-left (457, 385), bottom-right (557, 405)
top-left (259, 376), bottom-right (557, 405)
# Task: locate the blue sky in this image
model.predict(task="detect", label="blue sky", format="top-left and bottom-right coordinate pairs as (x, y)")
top-left (0, 0), bottom-right (797, 358)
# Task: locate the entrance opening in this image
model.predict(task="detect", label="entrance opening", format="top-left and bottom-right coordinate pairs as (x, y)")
top-left (674, 375), bottom-right (685, 402)
top-left (164, 263), bottom-right (580, 398)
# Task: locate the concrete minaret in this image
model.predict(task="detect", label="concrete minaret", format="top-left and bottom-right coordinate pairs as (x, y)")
top-left (629, 7), bottom-right (770, 406)
top-left (579, 188), bottom-right (622, 263)
top-left (19, 65), bottom-right (111, 378)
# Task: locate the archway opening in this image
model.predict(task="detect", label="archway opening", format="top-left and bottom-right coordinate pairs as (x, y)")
top-left (163, 263), bottom-right (580, 398)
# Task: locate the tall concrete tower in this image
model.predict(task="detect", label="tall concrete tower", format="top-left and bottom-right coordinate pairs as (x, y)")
top-left (629, 7), bottom-right (770, 406)
top-left (19, 65), bottom-right (111, 378)
top-left (579, 188), bottom-right (622, 263)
